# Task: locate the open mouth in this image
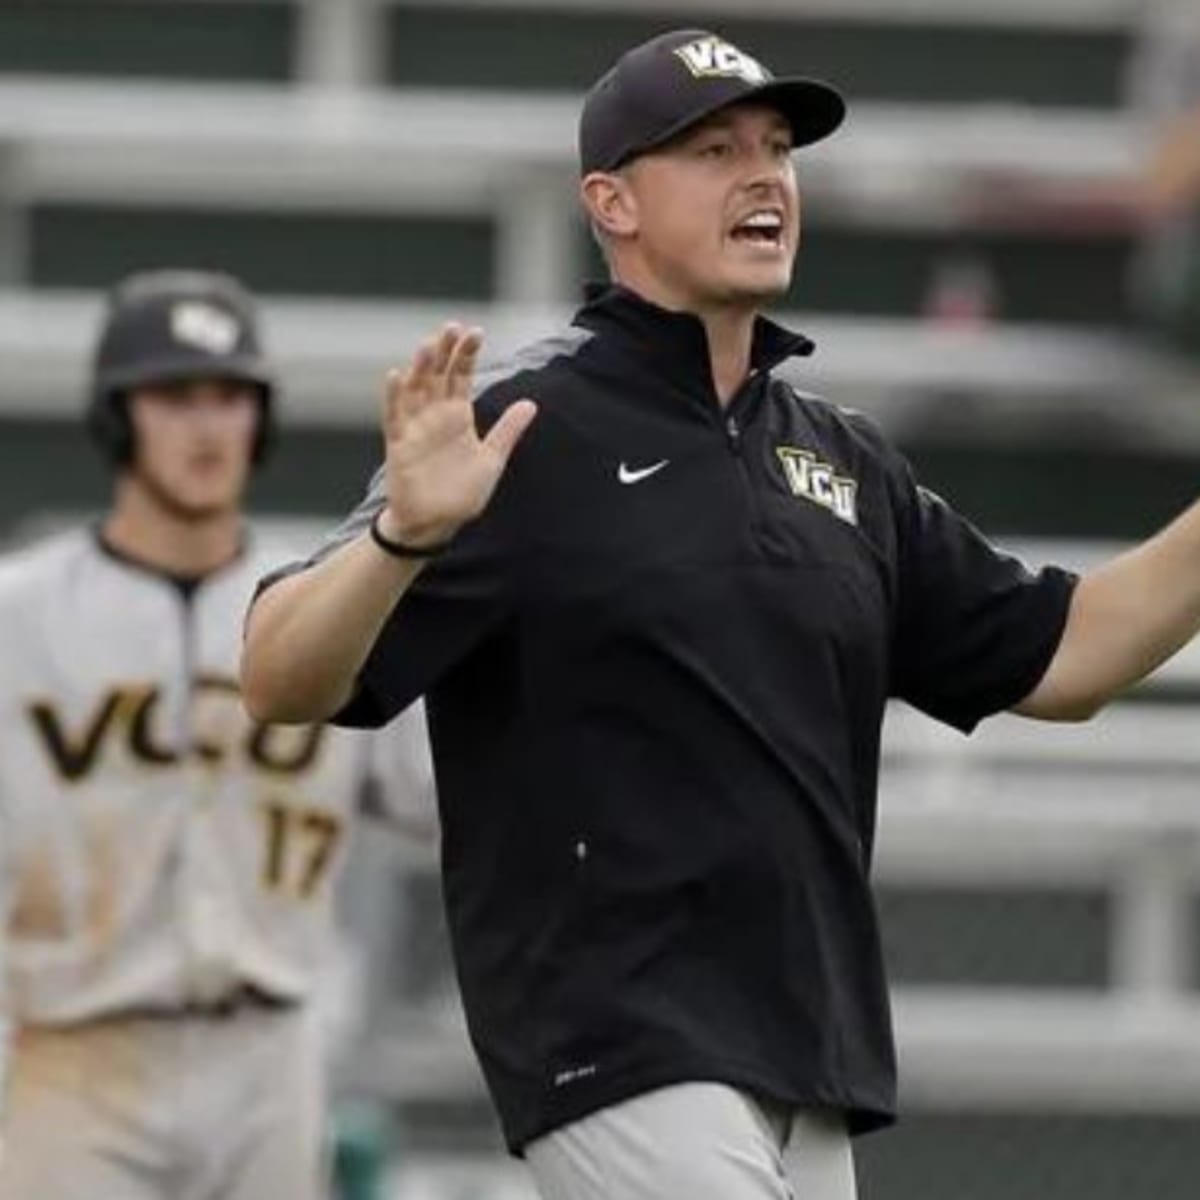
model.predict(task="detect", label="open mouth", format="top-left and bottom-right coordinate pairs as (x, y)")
top-left (729, 209), bottom-right (785, 247)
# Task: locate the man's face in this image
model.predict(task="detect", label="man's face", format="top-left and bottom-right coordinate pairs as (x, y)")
top-left (618, 103), bottom-right (800, 307)
top-left (125, 378), bottom-right (259, 521)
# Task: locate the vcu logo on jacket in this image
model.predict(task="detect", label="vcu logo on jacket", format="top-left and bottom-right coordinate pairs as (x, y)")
top-left (776, 446), bottom-right (858, 526)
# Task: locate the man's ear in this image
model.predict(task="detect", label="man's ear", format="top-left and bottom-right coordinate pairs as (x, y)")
top-left (580, 170), bottom-right (638, 240)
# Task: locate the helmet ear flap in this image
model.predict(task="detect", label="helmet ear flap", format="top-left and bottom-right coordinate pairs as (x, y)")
top-left (86, 388), bottom-right (135, 466)
top-left (89, 385), bottom-right (273, 471)
top-left (250, 386), bottom-right (274, 467)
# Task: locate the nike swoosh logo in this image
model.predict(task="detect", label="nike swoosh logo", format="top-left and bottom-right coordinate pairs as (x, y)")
top-left (617, 460), bottom-right (669, 485)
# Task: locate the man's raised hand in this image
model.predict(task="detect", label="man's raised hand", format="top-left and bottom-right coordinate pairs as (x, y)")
top-left (379, 324), bottom-right (537, 549)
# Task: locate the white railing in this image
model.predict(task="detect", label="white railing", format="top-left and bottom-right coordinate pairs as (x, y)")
top-left (0, 14), bottom-right (1174, 445)
top-left (392, 0), bottom-right (1142, 29)
top-left (875, 535), bottom-right (1200, 1110)
top-left (103, 0), bottom-right (1151, 35)
top-left (883, 706), bottom-right (1200, 1110)
top-left (1, 289), bottom-right (1191, 446)
top-left (0, 77), bottom-right (1143, 219)
top-left (0, 72), bottom-right (1146, 319)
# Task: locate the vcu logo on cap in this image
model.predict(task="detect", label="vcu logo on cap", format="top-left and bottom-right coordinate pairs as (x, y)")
top-left (674, 36), bottom-right (771, 86)
top-left (170, 301), bottom-right (241, 355)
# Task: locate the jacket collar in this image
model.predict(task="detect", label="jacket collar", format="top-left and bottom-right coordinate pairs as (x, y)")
top-left (573, 281), bottom-right (813, 404)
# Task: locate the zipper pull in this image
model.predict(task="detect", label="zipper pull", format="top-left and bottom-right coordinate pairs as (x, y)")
top-left (725, 415), bottom-right (741, 454)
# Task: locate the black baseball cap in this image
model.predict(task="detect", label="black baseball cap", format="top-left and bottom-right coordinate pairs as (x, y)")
top-left (579, 29), bottom-right (846, 175)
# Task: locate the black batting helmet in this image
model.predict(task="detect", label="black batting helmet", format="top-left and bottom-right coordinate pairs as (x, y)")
top-left (87, 269), bottom-right (276, 466)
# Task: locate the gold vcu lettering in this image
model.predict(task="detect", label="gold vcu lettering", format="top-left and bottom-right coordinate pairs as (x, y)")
top-left (776, 447), bottom-right (858, 526)
top-left (27, 675), bottom-right (325, 783)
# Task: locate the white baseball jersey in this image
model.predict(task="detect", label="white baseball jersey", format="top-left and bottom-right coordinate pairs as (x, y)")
top-left (0, 525), bottom-right (434, 1032)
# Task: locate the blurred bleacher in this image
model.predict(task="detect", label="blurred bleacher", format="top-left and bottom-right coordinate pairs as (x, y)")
top-left (3, 3), bottom-right (1200, 1198)
top-left (1, 0), bottom-right (1197, 439)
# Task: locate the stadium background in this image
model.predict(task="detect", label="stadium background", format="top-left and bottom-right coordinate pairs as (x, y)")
top-left (2, 1), bottom-right (1200, 1197)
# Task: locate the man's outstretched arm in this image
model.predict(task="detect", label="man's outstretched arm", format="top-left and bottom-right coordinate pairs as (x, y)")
top-left (240, 324), bottom-right (536, 725)
top-left (1015, 500), bottom-right (1200, 721)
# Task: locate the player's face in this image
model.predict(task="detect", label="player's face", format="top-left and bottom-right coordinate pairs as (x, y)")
top-left (621, 104), bottom-right (800, 308)
top-left (126, 379), bottom-right (259, 521)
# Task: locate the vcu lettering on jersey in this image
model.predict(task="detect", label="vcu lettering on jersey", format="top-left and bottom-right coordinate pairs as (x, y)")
top-left (0, 528), bottom-right (435, 1029)
top-left (27, 675), bottom-right (325, 783)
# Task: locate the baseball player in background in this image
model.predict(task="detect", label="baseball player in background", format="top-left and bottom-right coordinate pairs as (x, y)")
top-left (0, 269), bottom-right (435, 1200)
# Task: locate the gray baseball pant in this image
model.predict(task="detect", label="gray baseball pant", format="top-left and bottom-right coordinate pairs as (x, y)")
top-left (0, 1003), bottom-right (327, 1200)
top-left (525, 1082), bottom-right (857, 1200)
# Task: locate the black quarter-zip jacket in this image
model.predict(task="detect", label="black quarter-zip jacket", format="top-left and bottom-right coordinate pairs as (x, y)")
top-left (289, 284), bottom-right (1076, 1152)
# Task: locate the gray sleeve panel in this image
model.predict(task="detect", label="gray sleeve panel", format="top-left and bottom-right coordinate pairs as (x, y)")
top-left (308, 464), bottom-right (388, 567)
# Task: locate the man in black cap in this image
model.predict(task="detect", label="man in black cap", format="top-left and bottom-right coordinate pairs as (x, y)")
top-left (244, 29), bottom-right (1200, 1200)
